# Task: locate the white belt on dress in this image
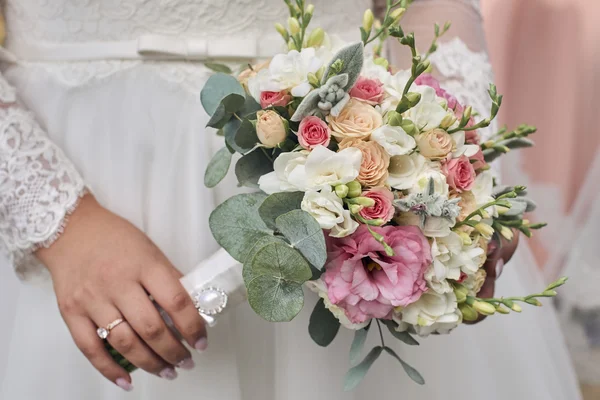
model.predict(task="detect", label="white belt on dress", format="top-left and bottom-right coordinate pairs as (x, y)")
top-left (0, 34), bottom-right (284, 62)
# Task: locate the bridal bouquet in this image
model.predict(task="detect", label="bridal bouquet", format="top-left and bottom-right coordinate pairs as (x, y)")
top-left (201, 0), bottom-right (566, 388)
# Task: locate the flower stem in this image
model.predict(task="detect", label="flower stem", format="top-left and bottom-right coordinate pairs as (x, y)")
top-left (376, 319), bottom-right (386, 347)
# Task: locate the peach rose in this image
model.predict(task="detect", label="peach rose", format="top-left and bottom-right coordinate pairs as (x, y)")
top-left (260, 90), bottom-right (292, 108)
top-left (416, 128), bottom-right (454, 159)
top-left (339, 139), bottom-right (389, 187)
top-left (238, 60), bottom-right (270, 89)
top-left (327, 98), bottom-right (383, 140)
top-left (454, 191), bottom-right (477, 221)
top-left (256, 110), bottom-right (288, 148)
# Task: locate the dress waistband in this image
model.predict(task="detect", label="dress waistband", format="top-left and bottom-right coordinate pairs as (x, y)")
top-left (1, 34), bottom-right (284, 62)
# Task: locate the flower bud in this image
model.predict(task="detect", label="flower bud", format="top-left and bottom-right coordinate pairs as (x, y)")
top-left (306, 4), bottom-right (315, 15)
top-left (401, 119), bottom-right (416, 135)
top-left (306, 27), bottom-right (325, 47)
top-left (368, 218), bottom-right (385, 226)
top-left (307, 72), bottom-right (319, 87)
top-left (351, 197), bottom-right (376, 207)
top-left (439, 113), bottom-right (457, 130)
top-left (525, 298), bottom-right (542, 307)
top-left (335, 184), bottom-right (349, 199)
top-left (495, 305), bottom-right (510, 314)
top-left (275, 23), bottom-right (288, 40)
top-left (373, 57), bottom-right (389, 70)
top-left (288, 17), bottom-right (301, 35)
top-left (346, 181), bottom-right (362, 198)
top-left (256, 110), bottom-right (288, 148)
top-left (473, 301), bottom-right (496, 316)
top-left (456, 230), bottom-right (472, 246)
top-left (287, 38), bottom-right (296, 51)
top-left (510, 303), bottom-right (522, 313)
top-left (454, 286), bottom-right (469, 304)
top-left (500, 226), bottom-right (514, 241)
top-left (349, 204), bottom-right (363, 214)
top-left (315, 66), bottom-right (325, 81)
top-left (362, 9), bottom-right (375, 32)
top-left (459, 304), bottom-right (478, 322)
top-left (405, 92), bottom-right (421, 107)
top-left (474, 222), bottom-right (494, 239)
top-left (386, 111), bottom-right (403, 127)
top-left (390, 7), bottom-right (406, 23)
top-left (462, 106), bottom-right (472, 121)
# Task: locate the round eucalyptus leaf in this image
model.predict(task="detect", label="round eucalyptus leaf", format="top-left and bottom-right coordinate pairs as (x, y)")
top-left (242, 235), bottom-right (288, 284)
top-left (200, 73), bottom-right (246, 116)
top-left (259, 191), bottom-right (305, 229)
top-left (247, 242), bottom-right (312, 322)
top-left (276, 210), bottom-right (327, 269)
top-left (308, 298), bottom-right (340, 347)
top-left (235, 149), bottom-right (274, 188)
top-left (204, 147), bottom-right (232, 188)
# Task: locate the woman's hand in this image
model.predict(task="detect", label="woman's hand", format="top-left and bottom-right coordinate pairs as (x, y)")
top-left (36, 195), bottom-right (207, 391)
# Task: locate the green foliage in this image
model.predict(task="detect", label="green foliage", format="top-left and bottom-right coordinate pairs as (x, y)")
top-left (204, 62), bottom-right (233, 74)
top-left (204, 147), bottom-right (232, 188)
top-left (308, 298), bottom-right (341, 347)
top-left (200, 73), bottom-right (246, 117)
top-left (349, 324), bottom-right (371, 366)
top-left (235, 149), bottom-right (274, 188)
top-left (275, 210), bottom-right (327, 269)
top-left (383, 346), bottom-right (425, 385)
top-left (258, 192), bottom-right (305, 229)
top-left (343, 346), bottom-right (383, 391)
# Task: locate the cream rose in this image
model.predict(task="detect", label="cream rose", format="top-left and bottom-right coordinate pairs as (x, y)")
top-left (416, 128), bottom-right (454, 159)
top-left (256, 110), bottom-right (288, 148)
top-left (339, 138), bottom-right (389, 187)
top-left (327, 98), bottom-right (383, 140)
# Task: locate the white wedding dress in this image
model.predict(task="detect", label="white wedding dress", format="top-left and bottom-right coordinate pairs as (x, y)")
top-left (0, 0), bottom-right (582, 399)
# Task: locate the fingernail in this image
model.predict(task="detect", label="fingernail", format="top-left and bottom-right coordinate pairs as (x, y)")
top-left (116, 378), bottom-right (134, 392)
top-left (194, 337), bottom-right (208, 352)
top-left (495, 258), bottom-right (505, 279)
top-left (177, 357), bottom-right (195, 370)
top-left (159, 367), bottom-right (178, 380)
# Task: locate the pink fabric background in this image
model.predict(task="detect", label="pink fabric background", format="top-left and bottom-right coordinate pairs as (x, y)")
top-left (482, 0), bottom-right (600, 267)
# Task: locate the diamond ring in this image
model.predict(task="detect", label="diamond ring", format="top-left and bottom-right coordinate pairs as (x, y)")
top-left (96, 318), bottom-right (125, 339)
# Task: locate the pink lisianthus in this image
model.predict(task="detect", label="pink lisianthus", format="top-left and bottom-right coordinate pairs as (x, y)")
top-left (358, 187), bottom-right (395, 223)
top-left (469, 148), bottom-right (487, 171)
top-left (349, 76), bottom-right (385, 105)
top-left (442, 155), bottom-right (476, 192)
top-left (323, 225), bottom-right (431, 324)
top-left (260, 90), bottom-right (292, 108)
top-left (297, 116), bottom-right (331, 150)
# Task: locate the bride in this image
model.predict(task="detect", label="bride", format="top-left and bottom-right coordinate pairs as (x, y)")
top-left (0, 0), bottom-right (582, 399)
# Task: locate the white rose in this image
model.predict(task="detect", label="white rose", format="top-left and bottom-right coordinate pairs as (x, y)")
top-left (303, 145), bottom-right (362, 190)
top-left (330, 209), bottom-right (359, 238)
top-left (371, 125), bottom-right (416, 156)
top-left (388, 153), bottom-right (427, 190)
top-left (411, 163), bottom-right (449, 196)
top-left (451, 130), bottom-right (480, 158)
top-left (305, 279), bottom-right (369, 330)
top-left (405, 86), bottom-right (447, 131)
top-left (258, 151), bottom-right (308, 194)
top-left (395, 291), bottom-right (459, 329)
top-left (301, 186), bottom-right (345, 230)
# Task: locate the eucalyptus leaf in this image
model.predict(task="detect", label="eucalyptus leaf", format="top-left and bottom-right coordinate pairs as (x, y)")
top-left (242, 235), bottom-right (288, 284)
top-left (235, 149), bottom-right (274, 188)
top-left (223, 118), bottom-right (242, 153)
top-left (349, 324), bottom-right (371, 366)
top-left (308, 298), bottom-right (341, 347)
top-left (322, 42), bottom-right (364, 89)
top-left (246, 242), bottom-right (312, 322)
top-left (209, 193), bottom-right (272, 262)
top-left (200, 73), bottom-right (246, 116)
top-left (383, 346), bottom-right (425, 385)
top-left (275, 210), bottom-right (327, 269)
top-left (290, 89), bottom-right (320, 122)
top-left (239, 95), bottom-right (262, 118)
top-left (343, 346), bottom-right (383, 391)
top-left (234, 119), bottom-right (260, 153)
top-left (204, 147), bottom-right (232, 188)
top-left (259, 192), bottom-right (305, 229)
top-left (206, 103), bottom-right (231, 129)
top-left (383, 320), bottom-right (419, 346)
top-left (204, 62), bottom-right (233, 74)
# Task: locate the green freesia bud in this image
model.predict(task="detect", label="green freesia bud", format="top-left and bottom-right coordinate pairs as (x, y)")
top-left (346, 181), bottom-right (362, 198)
top-left (275, 23), bottom-right (288, 40)
top-left (373, 57), bottom-right (389, 70)
top-left (439, 113), bottom-right (457, 129)
top-left (362, 9), bottom-right (375, 32)
top-left (288, 17), bottom-right (301, 35)
top-left (396, 92), bottom-right (421, 114)
top-left (500, 226), bottom-right (514, 241)
top-left (542, 290), bottom-right (557, 297)
top-left (525, 298), bottom-right (543, 307)
top-left (390, 7), bottom-right (406, 23)
top-left (459, 304), bottom-right (478, 322)
top-left (387, 111), bottom-right (403, 127)
top-left (335, 184), bottom-right (349, 199)
top-left (456, 230), bottom-right (472, 246)
top-left (307, 72), bottom-right (320, 88)
top-left (349, 204), bottom-right (363, 214)
top-left (475, 222), bottom-right (494, 239)
top-left (473, 301), bottom-right (496, 316)
top-left (287, 38), bottom-right (296, 51)
top-left (511, 303), bottom-right (522, 313)
top-left (306, 4), bottom-right (315, 15)
top-left (306, 27), bottom-right (325, 48)
top-left (367, 218), bottom-right (385, 226)
top-left (495, 305), bottom-right (510, 314)
top-left (400, 119), bottom-right (416, 135)
top-left (454, 286), bottom-right (469, 304)
top-left (350, 197), bottom-right (375, 207)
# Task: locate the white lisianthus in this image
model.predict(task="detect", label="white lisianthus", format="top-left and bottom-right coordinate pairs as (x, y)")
top-left (427, 232), bottom-right (464, 293)
top-left (249, 47), bottom-right (324, 101)
top-left (258, 151), bottom-right (308, 194)
top-left (303, 145), bottom-right (362, 190)
top-left (305, 279), bottom-right (369, 330)
top-left (405, 86), bottom-right (447, 131)
top-left (395, 291), bottom-right (459, 329)
top-left (371, 125), bottom-right (416, 156)
top-left (388, 153), bottom-right (427, 190)
top-left (330, 210), bottom-right (359, 238)
top-left (301, 186), bottom-right (345, 229)
top-left (411, 162), bottom-right (449, 196)
top-left (451, 130), bottom-right (480, 158)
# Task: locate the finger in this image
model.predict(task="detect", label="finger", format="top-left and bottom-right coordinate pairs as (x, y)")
top-left (87, 299), bottom-right (175, 379)
top-left (115, 284), bottom-right (194, 370)
top-left (64, 315), bottom-right (134, 391)
top-left (143, 265), bottom-right (207, 352)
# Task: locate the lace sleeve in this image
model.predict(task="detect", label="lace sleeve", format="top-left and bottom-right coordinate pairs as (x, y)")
top-left (0, 73), bottom-right (86, 281)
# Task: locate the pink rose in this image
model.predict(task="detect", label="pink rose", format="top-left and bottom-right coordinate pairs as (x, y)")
top-left (297, 116), bottom-right (331, 150)
top-left (469, 148), bottom-right (487, 171)
top-left (349, 76), bottom-right (385, 105)
top-left (358, 187), bottom-right (395, 223)
top-left (260, 90), bottom-right (291, 108)
top-left (442, 155), bottom-right (476, 193)
top-left (323, 225), bottom-right (431, 324)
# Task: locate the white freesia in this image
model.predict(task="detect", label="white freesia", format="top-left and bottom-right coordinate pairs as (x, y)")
top-left (395, 291), bottom-right (459, 329)
top-left (330, 209), bottom-right (359, 238)
top-left (361, 56), bottom-right (392, 85)
top-left (471, 170), bottom-right (496, 216)
top-left (306, 279), bottom-right (369, 330)
top-left (301, 186), bottom-right (345, 230)
top-left (405, 86), bottom-right (448, 131)
top-left (451, 130), bottom-right (479, 158)
top-left (249, 47), bottom-right (324, 101)
top-left (422, 216), bottom-right (454, 238)
top-left (396, 310), bottom-right (462, 336)
top-left (371, 125), bottom-right (416, 156)
top-left (303, 145), bottom-right (362, 190)
top-left (380, 70), bottom-right (412, 113)
top-left (427, 232), bottom-right (464, 293)
top-left (258, 152), bottom-right (308, 194)
top-left (316, 34), bottom-right (349, 64)
top-left (411, 162), bottom-right (449, 196)
top-left (388, 153), bottom-right (427, 190)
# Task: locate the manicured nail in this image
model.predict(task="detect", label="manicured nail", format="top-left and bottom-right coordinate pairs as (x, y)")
top-left (116, 378), bottom-right (134, 392)
top-left (177, 357), bottom-right (195, 370)
top-left (159, 367), bottom-right (178, 380)
top-left (194, 337), bottom-right (208, 352)
top-left (495, 258), bottom-right (505, 279)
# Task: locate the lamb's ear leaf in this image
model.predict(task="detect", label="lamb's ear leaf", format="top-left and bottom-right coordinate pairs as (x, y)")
top-left (321, 42), bottom-right (364, 89)
top-left (290, 90), bottom-right (320, 122)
